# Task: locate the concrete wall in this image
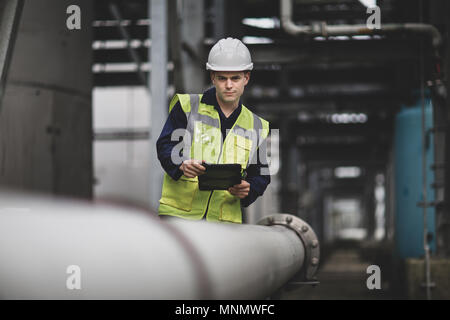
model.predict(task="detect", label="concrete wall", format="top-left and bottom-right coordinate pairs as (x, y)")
top-left (0, 0), bottom-right (93, 198)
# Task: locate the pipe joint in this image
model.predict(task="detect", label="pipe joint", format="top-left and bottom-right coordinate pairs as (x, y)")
top-left (258, 213), bottom-right (320, 281)
top-left (311, 21), bottom-right (328, 37)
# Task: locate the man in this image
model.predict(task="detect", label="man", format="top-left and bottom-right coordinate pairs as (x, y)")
top-left (156, 37), bottom-right (270, 223)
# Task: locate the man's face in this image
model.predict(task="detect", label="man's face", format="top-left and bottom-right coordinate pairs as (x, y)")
top-left (211, 71), bottom-right (250, 105)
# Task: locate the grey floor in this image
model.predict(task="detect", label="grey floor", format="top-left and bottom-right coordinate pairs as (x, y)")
top-left (278, 249), bottom-right (393, 300)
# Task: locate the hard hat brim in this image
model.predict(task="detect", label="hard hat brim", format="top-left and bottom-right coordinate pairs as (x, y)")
top-left (206, 63), bottom-right (253, 72)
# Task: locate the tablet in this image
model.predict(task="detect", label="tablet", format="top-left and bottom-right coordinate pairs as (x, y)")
top-left (198, 163), bottom-right (242, 190)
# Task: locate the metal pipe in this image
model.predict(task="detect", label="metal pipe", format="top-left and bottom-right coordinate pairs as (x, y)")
top-left (419, 0), bottom-right (432, 299)
top-left (0, 190), bottom-right (319, 299)
top-left (148, 0), bottom-right (168, 212)
top-left (0, 0), bottom-right (24, 113)
top-left (280, 0), bottom-right (442, 48)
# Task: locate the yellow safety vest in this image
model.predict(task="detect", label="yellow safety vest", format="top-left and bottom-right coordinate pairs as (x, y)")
top-left (158, 93), bottom-right (269, 223)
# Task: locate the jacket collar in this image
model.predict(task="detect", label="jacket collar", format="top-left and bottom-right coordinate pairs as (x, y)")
top-left (201, 87), bottom-right (242, 118)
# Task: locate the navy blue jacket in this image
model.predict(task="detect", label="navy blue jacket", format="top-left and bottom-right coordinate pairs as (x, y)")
top-left (156, 87), bottom-right (270, 207)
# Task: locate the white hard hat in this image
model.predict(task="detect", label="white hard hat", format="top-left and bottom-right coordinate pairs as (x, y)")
top-left (206, 37), bottom-right (253, 71)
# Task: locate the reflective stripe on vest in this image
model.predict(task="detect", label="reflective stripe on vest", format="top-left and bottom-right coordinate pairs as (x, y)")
top-left (158, 93), bottom-right (269, 223)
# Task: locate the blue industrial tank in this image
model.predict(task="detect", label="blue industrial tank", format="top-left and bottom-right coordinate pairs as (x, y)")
top-left (394, 98), bottom-right (436, 258)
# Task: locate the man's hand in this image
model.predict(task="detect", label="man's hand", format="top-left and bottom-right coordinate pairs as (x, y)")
top-left (228, 180), bottom-right (250, 199)
top-left (180, 159), bottom-right (206, 178)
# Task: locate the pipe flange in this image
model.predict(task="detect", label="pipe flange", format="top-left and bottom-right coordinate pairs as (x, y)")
top-left (258, 213), bottom-right (320, 281)
top-left (311, 21), bottom-right (328, 37)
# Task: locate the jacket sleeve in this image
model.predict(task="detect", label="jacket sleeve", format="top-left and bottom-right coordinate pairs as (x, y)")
top-left (240, 133), bottom-right (271, 208)
top-left (156, 101), bottom-right (187, 181)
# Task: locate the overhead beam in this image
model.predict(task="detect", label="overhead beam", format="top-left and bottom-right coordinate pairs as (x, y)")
top-left (302, 145), bottom-right (389, 162)
top-left (246, 40), bottom-right (431, 65)
top-left (93, 24), bottom-right (148, 41)
top-left (93, 0), bottom-right (148, 20)
top-left (93, 47), bottom-right (148, 64)
top-left (308, 159), bottom-right (387, 167)
top-left (248, 97), bottom-right (399, 111)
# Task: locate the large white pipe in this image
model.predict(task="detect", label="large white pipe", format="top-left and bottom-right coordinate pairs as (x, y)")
top-left (0, 190), bottom-right (318, 299)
